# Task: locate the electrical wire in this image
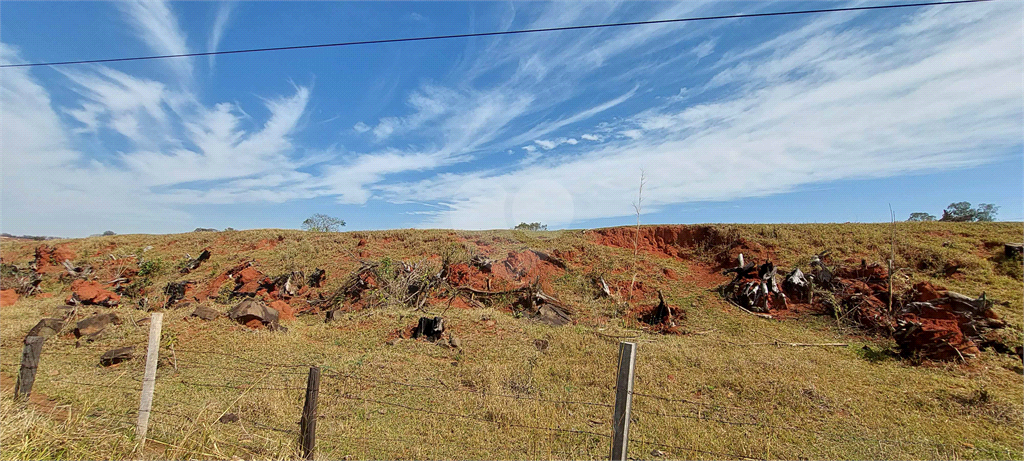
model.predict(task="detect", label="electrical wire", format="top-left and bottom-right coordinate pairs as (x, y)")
top-left (0, 0), bottom-right (994, 69)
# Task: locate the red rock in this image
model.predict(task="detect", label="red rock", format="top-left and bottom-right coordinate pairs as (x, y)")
top-left (357, 238), bottom-right (368, 247)
top-left (36, 293), bottom-right (54, 299)
top-left (67, 280), bottom-right (120, 306)
top-left (269, 300), bottom-right (295, 322)
top-left (0, 289), bottom-right (19, 307)
top-left (662, 268), bottom-right (679, 280)
top-left (244, 318), bottom-right (265, 329)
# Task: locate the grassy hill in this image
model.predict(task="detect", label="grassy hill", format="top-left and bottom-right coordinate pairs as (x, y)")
top-left (1, 222), bottom-right (1021, 460)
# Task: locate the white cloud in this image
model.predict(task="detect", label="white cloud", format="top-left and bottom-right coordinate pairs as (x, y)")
top-left (207, 2), bottom-right (233, 70)
top-left (581, 134), bottom-right (604, 142)
top-left (353, 121), bottom-right (371, 133)
top-left (60, 66), bottom-right (169, 145)
top-left (693, 39), bottom-right (716, 60)
top-left (533, 137), bottom-right (578, 150)
top-left (118, 0), bottom-right (192, 82)
top-left (522, 145), bottom-right (537, 153)
top-left (383, 1), bottom-right (1023, 230)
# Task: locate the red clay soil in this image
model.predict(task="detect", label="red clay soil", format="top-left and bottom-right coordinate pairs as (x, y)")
top-left (269, 300), bottom-right (296, 322)
top-left (33, 244), bottom-right (77, 274)
top-left (591, 225), bottom-right (763, 267)
top-left (0, 289), bottom-right (18, 307)
top-left (912, 281), bottom-right (946, 302)
top-left (67, 280), bottom-right (120, 306)
top-left (254, 237), bottom-right (283, 250)
top-left (447, 250), bottom-right (566, 293)
top-left (611, 279), bottom-right (657, 304)
top-left (195, 272), bottom-right (231, 301)
top-left (92, 243), bottom-right (117, 257)
top-left (387, 323), bottom-right (419, 341)
top-left (36, 293), bottom-right (54, 299)
top-left (225, 262), bottom-right (272, 295)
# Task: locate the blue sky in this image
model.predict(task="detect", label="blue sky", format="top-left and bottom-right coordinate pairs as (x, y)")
top-left (1, 1), bottom-right (1021, 237)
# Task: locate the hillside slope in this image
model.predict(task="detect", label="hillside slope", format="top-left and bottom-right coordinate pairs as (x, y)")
top-left (1, 222), bottom-right (1021, 460)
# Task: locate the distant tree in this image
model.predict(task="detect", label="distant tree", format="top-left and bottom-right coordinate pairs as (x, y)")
top-left (974, 203), bottom-right (999, 222)
top-left (907, 212), bottom-right (936, 222)
top-left (939, 202), bottom-right (999, 222)
top-left (514, 222), bottom-right (548, 231)
top-left (102, 230), bottom-right (116, 236)
top-left (302, 214), bottom-right (346, 232)
top-left (940, 202), bottom-right (976, 222)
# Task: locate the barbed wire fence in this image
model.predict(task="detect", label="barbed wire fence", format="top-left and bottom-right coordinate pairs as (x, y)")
top-left (9, 320), bottom-right (953, 460)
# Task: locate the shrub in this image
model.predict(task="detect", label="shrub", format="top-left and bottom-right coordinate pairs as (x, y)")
top-left (514, 222), bottom-right (547, 231)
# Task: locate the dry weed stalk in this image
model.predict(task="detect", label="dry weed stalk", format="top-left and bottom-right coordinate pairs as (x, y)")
top-left (629, 169), bottom-right (646, 300)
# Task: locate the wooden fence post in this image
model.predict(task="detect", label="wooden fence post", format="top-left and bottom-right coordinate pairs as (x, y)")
top-left (300, 366), bottom-right (321, 460)
top-left (610, 341), bottom-right (637, 461)
top-left (136, 312), bottom-right (163, 449)
top-left (16, 336), bottom-right (45, 400)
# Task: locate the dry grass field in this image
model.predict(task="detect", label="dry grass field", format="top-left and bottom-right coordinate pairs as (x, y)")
top-left (1, 222), bottom-right (1021, 460)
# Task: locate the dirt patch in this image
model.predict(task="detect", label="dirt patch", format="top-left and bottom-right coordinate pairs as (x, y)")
top-left (32, 245), bottom-right (77, 274)
top-left (446, 250), bottom-right (566, 293)
top-left (631, 291), bottom-right (685, 334)
top-left (0, 289), bottom-right (19, 306)
top-left (269, 300), bottom-right (296, 322)
top-left (195, 272), bottom-right (231, 301)
top-left (255, 237), bottom-right (283, 250)
top-left (591, 225), bottom-right (758, 267)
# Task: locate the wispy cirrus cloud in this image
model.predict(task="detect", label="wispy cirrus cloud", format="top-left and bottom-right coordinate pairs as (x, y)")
top-left (379, 1), bottom-right (1022, 229)
top-left (118, 0), bottom-right (192, 82)
top-left (207, 2), bottom-right (234, 71)
top-left (2, 1), bottom-right (1021, 236)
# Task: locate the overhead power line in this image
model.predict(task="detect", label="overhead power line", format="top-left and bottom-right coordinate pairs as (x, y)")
top-left (0, 0), bottom-right (994, 69)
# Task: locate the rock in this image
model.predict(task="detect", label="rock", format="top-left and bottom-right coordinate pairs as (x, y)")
top-left (449, 337), bottom-right (462, 349)
top-left (219, 413), bottom-right (239, 423)
top-left (228, 298), bottom-right (279, 328)
top-left (100, 347), bottom-right (134, 366)
top-left (533, 339), bottom-right (549, 351)
top-left (1, 289), bottom-right (19, 307)
top-left (191, 305), bottom-right (221, 320)
top-left (67, 280), bottom-right (120, 307)
top-left (74, 313), bottom-right (121, 338)
top-left (25, 318), bottom-right (64, 341)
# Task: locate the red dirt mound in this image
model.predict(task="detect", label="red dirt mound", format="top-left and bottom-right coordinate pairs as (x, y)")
top-left (195, 272), bottom-right (231, 302)
top-left (591, 225), bottom-right (759, 267)
top-left (446, 250), bottom-right (566, 293)
top-left (33, 245), bottom-right (77, 274)
top-left (912, 281), bottom-right (946, 302)
top-left (0, 289), bottom-right (19, 307)
top-left (67, 280), bottom-right (120, 306)
top-left (269, 300), bottom-right (296, 322)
